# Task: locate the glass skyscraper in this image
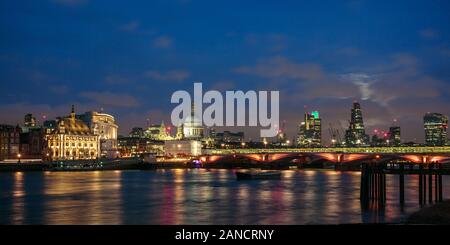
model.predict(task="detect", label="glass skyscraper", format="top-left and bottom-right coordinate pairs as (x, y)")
top-left (297, 111), bottom-right (321, 147)
top-left (424, 113), bottom-right (448, 146)
top-left (345, 102), bottom-right (369, 146)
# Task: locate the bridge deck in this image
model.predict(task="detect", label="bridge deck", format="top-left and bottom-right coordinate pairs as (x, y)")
top-left (206, 146), bottom-right (450, 154)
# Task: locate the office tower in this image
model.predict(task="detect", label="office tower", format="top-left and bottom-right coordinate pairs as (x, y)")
top-left (388, 126), bottom-right (401, 146)
top-left (344, 102), bottom-right (369, 146)
top-left (424, 113), bottom-right (448, 146)
top-left (297, 111), bottom-right (321, 147)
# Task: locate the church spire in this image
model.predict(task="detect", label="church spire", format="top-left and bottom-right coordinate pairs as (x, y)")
top-left (70, 105), bottom-right (76, 120)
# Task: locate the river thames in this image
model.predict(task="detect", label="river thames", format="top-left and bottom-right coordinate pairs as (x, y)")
top-left (1, 169), bottom-right (449, 224)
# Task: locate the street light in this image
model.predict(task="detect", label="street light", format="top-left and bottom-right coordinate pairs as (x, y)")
top-left (17, 153), bottom-right (21, 163)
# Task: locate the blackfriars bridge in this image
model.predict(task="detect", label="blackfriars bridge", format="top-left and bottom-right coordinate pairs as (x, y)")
top-left (200, 146), bottom-right (450, 165)
top-left (199, 146), bottom-right (450, 207)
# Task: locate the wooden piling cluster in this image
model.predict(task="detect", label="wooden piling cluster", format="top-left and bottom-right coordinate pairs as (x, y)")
top-left (417, 163), bottom-right (443, 206)
top-left (360, 162), bottom-right (386, 206)
top-left (361, 160), bottom-right (445, 208)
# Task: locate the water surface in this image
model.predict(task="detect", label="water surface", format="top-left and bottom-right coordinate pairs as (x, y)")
top-left (1, 169), bottom-right (449, 224)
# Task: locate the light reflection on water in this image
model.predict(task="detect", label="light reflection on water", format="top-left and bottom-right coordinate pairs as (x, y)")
top-left (0, 169), bottom-right (449, 225)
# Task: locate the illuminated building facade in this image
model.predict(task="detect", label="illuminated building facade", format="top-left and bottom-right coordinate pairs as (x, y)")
top-left (24, 113), bottom-right (36, 127)
top-left (297, 111), bottom-right (321, 147)
top-left (144, 121), bottom-right (173, 140)
top-left (176, 124), bottom-right (184, 139)
top-left (0, 125), bottom-right (21, 160)
top-left (45, 106), bottom-right (100, 160)
top-left (424, 112), bottom-right (448, 146)
top-left (129, 127), bottom-right (144, 138)
top-left (117, 137), bottom-right (164, 157)
top-left (19, 114), bottom-right (45, 159)
top-left (389, 126), bottom-right (401, 146)
top-left (78, 111), bottom-right (118, 157)
top-left (182, 104), bottom-right (204, 140)
top-left (345, 102), bottom-right (369, 146)
top-left (213, 131), bottom-right (245, 148)
top-left (165, 140), bottom-right (202, 157)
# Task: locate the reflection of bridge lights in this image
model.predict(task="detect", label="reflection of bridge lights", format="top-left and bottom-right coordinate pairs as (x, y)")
top-left (283, 170), bottom-right (295, 178)
top-left (429, 156), bottom-right (447, 163)
top-left (324, 171), bottom-right (340, 176)
top-left (350, 171), bottom-right (361, 176)
top-left (304, 170), bottom-right (316, 176)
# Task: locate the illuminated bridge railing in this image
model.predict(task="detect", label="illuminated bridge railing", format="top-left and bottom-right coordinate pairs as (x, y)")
top-left (205, 146), bottom-right (450, 155)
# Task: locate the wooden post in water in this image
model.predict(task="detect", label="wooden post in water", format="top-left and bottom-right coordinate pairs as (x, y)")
top-left (434, 165), bottom-right (438, 202)
top-left (360, 163), bottom-right (371, 206)
top-left (399, 163), bottom-right (405, 206)
top-left (429, 165), bottom-right (433, 203)
top-left (383, 166), bottom-right (386, 203)
top-left (360, 164), bottom-right (366, 203)
top-left (439, 164), bottom-right (443, 202)
top-left (423, 165), bottom-right (427, 204)
top-left (376, 164), bottom-right (380, 202)
top-left (375, 166), bottom-right (378, 201)
top-left (419, 164), bottom-right (423, 205)
top-left (370, 163), bottom-right (374, 200)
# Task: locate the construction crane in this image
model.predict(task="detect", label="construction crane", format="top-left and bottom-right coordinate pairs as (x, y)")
top-left (328, 123), bottom-right (342, 146)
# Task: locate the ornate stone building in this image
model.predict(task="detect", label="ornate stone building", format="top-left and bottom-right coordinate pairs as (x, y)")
top-left (0, 125), bottom-right (21, 160)
top-left (78, 111), bottom-right (118, 157)
top-left (182, 103), bottom-right (204, 140)
top-left (45, 106), bottom-right (100, 160)
top-left (144, 121), bottom-right (173, 140)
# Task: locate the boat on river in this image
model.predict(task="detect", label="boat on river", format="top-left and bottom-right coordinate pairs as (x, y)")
top-left (235, 170), bottom-right (281, 180)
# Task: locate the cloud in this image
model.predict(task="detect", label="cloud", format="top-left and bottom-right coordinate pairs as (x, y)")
top-left (79, 91), bottom-right (139, 108)
top-left (103, 74), bottom-right (131, 85)
top-left (119, 21), bottom-right (140, 32)
top-left (343, 73), bottom-right (374, 100)
top-left (0, 103), bottom-right (102, 125)
top-left (439, 47), bottom-right (450, 57)
top-left (362, 54), bottom-right (443, 107)
top-left (152, 36), bottom-right (173, 48)
top-left (144, 70), bottom-right (190, 82)
top-left (51, 0), bottom-right (87, 7)
top-left (49, 85), bottom-right (69, 95)
top-left (24, 70), bottom-right (51, 83)
top-left (336, 47), bottom-right (361, 57)
top-left (116, 109), bottom-right (171, 135)
top-left (232, 53), bottom-right (449, 143)
top-left (419, 29), bottom-right (439, 40)
top-left (209, 81), bottom-right (236, 91)
top-left (392, 53), bottom-right (418, 67)
top-left (234, 56), bottom-right (325, 81)
top-left (243, 33), bottom-right (289, 52)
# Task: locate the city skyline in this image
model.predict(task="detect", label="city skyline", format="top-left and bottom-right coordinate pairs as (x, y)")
top-left (1, 0), bottom-right (450, 142)
top-left (5, 101), bottom-right (449, 145)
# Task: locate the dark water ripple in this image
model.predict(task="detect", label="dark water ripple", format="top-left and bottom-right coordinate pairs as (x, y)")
top-left (0, 169), bottom-right (449, 224)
